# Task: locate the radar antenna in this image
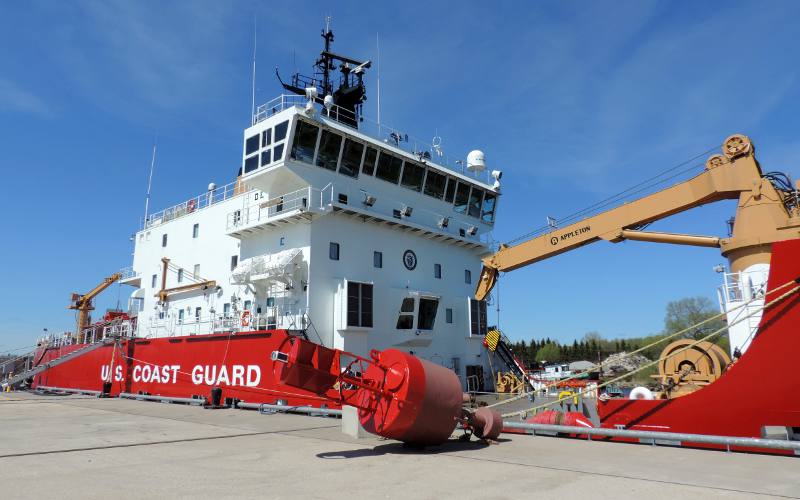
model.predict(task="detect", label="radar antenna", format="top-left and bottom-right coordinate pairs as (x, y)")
top-left (276, 19), bottom-right (372, 127)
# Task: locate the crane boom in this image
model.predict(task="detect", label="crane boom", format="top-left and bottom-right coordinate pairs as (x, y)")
top-left (156, 258), bottom-right (217, 302)
top-left (68, 272), bottom-right (122, 343)
top-left (476, 135), bottom-right (800, 300)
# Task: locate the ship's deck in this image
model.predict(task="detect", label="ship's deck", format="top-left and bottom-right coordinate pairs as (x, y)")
top-left (0, 392), bottom-right (796, 499)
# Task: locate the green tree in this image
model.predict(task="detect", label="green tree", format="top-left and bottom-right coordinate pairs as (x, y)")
top-left (664, 296), bottom-right (725, 340)
top-left (535, 342), bottom-right (562, 363)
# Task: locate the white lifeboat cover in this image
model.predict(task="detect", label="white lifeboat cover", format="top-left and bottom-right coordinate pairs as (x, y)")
top-left (231, 248), bottom-right (302, 284)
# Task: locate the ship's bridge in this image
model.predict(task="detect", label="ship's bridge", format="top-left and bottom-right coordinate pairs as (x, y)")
top-left (230, 94), bottom-right (499, 249)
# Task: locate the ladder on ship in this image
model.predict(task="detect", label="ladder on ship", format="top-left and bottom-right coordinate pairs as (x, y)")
top-left (484, 329), bottom-right (530, 387)
top-left (1, 339), bottom-right (113, 390)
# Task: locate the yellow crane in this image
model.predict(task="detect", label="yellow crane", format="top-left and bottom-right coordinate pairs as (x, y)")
top-left (476, 134), bottom-right (800, 301)
top-left (474, 134), bottom-right (800, 397)
top-left (156, 258), bottom-right (217, 302)
top-left (69, 273), bottom-right (121, 344)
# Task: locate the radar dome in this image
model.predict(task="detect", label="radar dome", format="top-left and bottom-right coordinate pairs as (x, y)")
top-left (467, 150), bottom-right (486, 172)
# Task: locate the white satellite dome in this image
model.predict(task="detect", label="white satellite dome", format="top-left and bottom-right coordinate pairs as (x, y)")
top-left (467, 150), bottom-right (486, 172)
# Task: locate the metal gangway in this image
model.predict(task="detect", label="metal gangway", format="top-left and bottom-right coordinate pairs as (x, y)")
top-left (1, 339), bottom-right (113, 390)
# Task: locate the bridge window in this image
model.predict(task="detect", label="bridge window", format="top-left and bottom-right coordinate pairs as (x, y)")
top-left (273, 143), bottom-right (285, 162)
top-left (339, 139), bottom-right (363, 178)
top-left (347, 281), bottom-right (373, 328)
top-left (468, 187), bottom-right (483, 218)
top-left (316, 130), bottom-right (342, 171)
top-left (396, 297), bottom-right (415, 329)
top-left (290, 121), bottom-right (319, 164)
top-left (454, 182), bottom-right (470, 214)
top-left (481, 193), bottom-right (496, 223)
top-left (245, 134), bottom-right (259, 155)
top-left (418, 298), bottom-right (439, 330)
top-left (244, 154), bottom-right (258, 174)
top-left (376, 151), bottom-right (402, 184)
top-left (260, 150), bottom-right (271, 166)
top-left (262, 129), bottom-right (271, 147)
top-left (469, 299), bottom-right (487, 336)
top-left (274, 120), bottom-right (288, 142)
top-left (444, 177), bottom-right (457, 203)
top-left (400, 161), bottom-right (425, 192)
top-left (423, 170), bottom-right (446, 199)
top-left (362, 147), bottom-right (377, 176)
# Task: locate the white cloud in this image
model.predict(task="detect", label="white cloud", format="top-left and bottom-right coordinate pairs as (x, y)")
top-left (0, 78), bottom-right (52, 118)
top-left (41, 0), bottom-right (246, 121)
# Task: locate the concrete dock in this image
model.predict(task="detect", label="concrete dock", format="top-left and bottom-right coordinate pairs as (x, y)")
top-left (0, 392), bottom-right (797, 499)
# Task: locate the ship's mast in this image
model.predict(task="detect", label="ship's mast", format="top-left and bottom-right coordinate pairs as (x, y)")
top-left (276, 19), bottom-right (371, 127)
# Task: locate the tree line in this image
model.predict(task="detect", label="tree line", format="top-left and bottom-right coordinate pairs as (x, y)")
top-left (505, 296), bottom-right (727, 368)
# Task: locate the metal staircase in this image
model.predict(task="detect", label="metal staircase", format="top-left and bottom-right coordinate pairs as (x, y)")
top-left (1, 339), bottom-right (113, 389)
top-left (484, 329), bottom-right (529, 383)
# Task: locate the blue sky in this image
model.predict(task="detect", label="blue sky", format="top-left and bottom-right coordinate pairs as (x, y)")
top-left (1, 1), bottom-right (799, 352)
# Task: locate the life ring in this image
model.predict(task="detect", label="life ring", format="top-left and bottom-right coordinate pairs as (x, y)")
top-left (629, 386), bottom-right (654, 400)
top-left (241, 310), bottom-right (251, 327)
top-left (187, 199), bottom-right (197, 213)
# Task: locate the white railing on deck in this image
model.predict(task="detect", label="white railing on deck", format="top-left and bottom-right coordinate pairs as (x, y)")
top-left (253, 94), bottom-right (493, 183)
top-left (81, 319), bottom-right (137, 344)
top-left (227, 181), bottom-right (491, 245)
top-left (717, 270), bottom-right (768, 306)
top-left (37, 333), bottom-right (77, 348)
top-left (145, 308), bottom-right (310, 338)
top-left (142, 180), bottom-right (252, 230)
top-left (227, 186), bottom-right (321, 231)
top-left (119, 266), bottom-right (139, 280)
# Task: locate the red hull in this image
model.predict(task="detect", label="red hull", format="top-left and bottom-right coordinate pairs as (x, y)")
top-left (598, 239), bottom-right (800, 454)
top-left (32, 330), bottom-right (337, 407)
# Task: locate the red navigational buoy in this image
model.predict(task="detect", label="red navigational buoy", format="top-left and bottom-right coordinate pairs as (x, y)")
top-left (271, 338), bottom-right (503, 446)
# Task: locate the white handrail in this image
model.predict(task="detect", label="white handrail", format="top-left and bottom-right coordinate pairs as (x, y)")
top-left (143, 180), bottom-right (253, 230)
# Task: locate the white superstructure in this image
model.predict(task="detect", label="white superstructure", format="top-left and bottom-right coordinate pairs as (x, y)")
top-left (122, 85), bottom-right (500, 391)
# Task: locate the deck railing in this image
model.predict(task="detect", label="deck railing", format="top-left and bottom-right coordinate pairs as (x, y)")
top-left (226, 186), bottom-right (320, 232)
top-left (142, 180), bottom-right (251, 230)
top-left (226, 181), bottom-right (491, 245)
top-left (118, 266), bottom-right (139, 281)
top-left (145, 307), bottom-right (310, 338)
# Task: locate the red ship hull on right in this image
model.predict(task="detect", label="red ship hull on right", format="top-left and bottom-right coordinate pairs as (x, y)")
top-left (598, 239), bottom-right (800, 455)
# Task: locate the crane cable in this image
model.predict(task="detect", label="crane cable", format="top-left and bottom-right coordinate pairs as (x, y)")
top-left (484, 276), bottom-right (800, 410)
top-left (500, 280), bottom-right (800, 419)
top-left (505, 146), bottom-right (717, 246)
